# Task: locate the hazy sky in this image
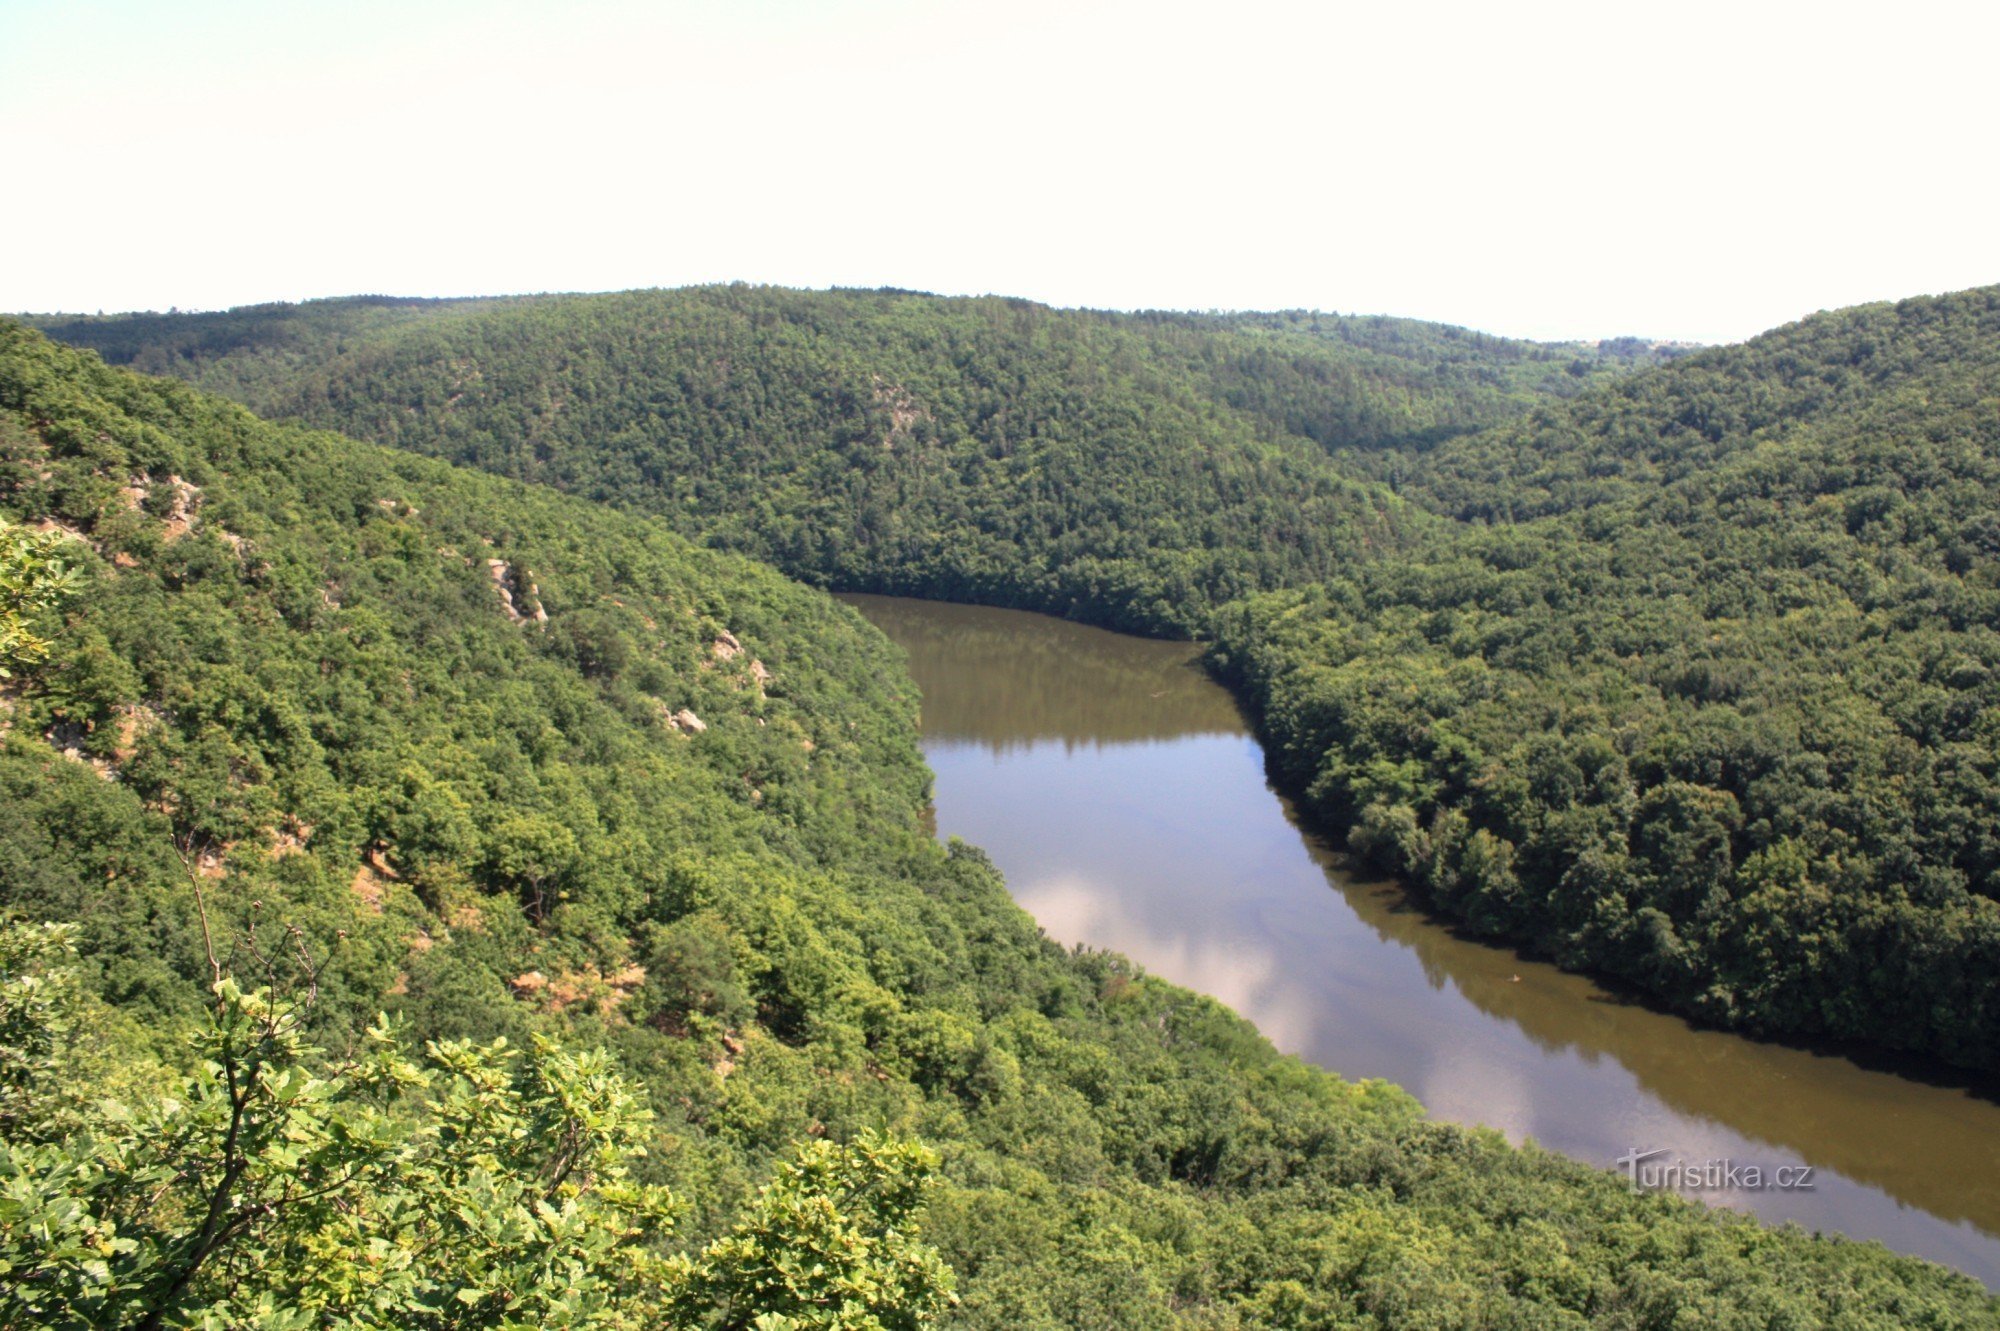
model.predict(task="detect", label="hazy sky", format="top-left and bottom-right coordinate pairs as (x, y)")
top-left (3, 0), bottom-right (1993, 342)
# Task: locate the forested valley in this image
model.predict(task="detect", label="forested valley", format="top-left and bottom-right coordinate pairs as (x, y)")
top-left (46, 284), bottom-right (2000, 1075)
top-left (8, 282), bottom-right (2000, 1325)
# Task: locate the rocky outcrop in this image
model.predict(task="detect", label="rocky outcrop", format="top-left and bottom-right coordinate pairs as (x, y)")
top-left (871, 375), bottom-right (931, 452)
top-left (511, 963), bottom-right (646, 1015)
top-left (487, 559), bottom-right (549, 624)
top-left (163, 476), bottom-right (202, 539)
top-left (708, 631), bottom-right (773, 694)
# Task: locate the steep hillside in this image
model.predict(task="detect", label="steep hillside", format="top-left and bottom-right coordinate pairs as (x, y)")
top-left (1215, 287), bottom-right (2000, 1071)
top-left (4, 326), bottom-right (1994, 1324)
top-left (32, 288), bottom-right (1642, 634)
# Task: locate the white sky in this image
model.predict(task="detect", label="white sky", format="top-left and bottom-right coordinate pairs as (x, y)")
top-left (2, 0), bottom-right (1993, 343)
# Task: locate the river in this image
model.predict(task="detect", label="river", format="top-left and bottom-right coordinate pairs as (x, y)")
top-left (843, 593), bottom-right (2000, 1287)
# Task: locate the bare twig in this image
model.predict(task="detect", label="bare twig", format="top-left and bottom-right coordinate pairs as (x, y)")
top-left (287, 924), bottom-right (319, 1008)
top-left (172, 831), bottom-right (224, 998)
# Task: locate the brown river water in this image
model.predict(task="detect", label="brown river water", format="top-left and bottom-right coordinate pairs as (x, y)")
top-left (843, 594), bottom-right (2000, 1287)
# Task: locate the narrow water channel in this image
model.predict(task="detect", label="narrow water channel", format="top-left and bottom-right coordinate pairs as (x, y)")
top-left (843, 593), bottom-right (2000, 1287)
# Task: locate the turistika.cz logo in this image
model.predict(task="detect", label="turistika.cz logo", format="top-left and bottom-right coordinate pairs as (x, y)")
top-left (1617, 1147), bottom-right (1816, 1194)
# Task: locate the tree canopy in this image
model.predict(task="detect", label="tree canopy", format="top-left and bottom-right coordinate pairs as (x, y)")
top-left (7, 302), bottom-right (1999, 1324)
top-left (48, 283), bottom-right (2000, 1073)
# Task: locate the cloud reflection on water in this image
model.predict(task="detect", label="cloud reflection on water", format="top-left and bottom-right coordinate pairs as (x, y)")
top-left (849, 594), bottom-right (2000, 1285)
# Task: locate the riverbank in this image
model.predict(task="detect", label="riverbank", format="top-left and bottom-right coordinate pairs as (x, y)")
top-left (847, 593), bottom-right (2000, 1286)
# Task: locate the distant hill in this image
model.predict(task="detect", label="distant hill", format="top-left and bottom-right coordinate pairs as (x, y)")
top-left (31, 288), bottom-right (1648, 633)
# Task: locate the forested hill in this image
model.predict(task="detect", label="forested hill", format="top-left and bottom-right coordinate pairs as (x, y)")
top-left (1336, 286), bottom-right (2000, 519)
top-left (1218, 286), bottom-right (2000, 1073)
top-left (34, 284), bottom-right (2000, 1078)
top-left (5, 326), bottom-right (1994, 1325)
top-left (31, 288), bottom-right (1647, 634)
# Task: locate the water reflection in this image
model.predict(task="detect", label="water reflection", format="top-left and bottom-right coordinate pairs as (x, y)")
top-left (844, 594), bottom-right (2000, 1286)
top-left (857, 595), bottom-right (1240, 748)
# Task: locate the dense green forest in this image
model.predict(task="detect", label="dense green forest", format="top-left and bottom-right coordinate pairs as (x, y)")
top-left (50, 284), bottom-right (2000, 1079)
top-left (5, 325), bottom-right (1995, 1325)
top-left (33, 289), bottom-right (1654, 635)
top-left (1215, 288), bottom-right (2000, 1073)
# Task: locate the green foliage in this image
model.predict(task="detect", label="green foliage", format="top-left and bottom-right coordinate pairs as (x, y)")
top-left (635, 912), bottom-right (753, 1038)
top-left (1216, 288), bottom-right (2000, 1072)
top-left (0, 964), bottom-right (670, 1329)
top-left (0, 920), bottom-right (89, 1142)
top-left (666, 1132), bottom-right (956, 1330)
top-left (54, 283), bottom-right (2000, 1069)
top-left (3, 317), bottom-right (1996, 1325)
top-left (32, 288), bottom-right (1643, 636)
top-left (0, 518), bottom-right (82, 677)
top-left (0, 919), bottom-right (953, 1330)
